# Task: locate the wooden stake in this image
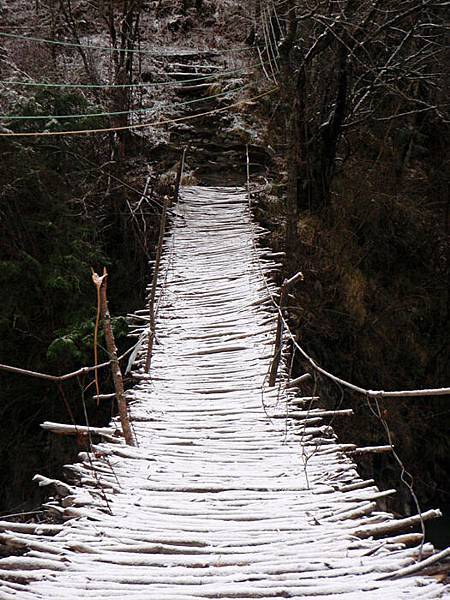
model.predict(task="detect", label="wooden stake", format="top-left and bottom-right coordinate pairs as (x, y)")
top-left (246, 144), bottom-right (250, 205)
top-left (92, 269), bottom-right (135, 446)
top-left (286, 373), bottom-right (312, 388)
top-left (174, 146), bottom-right (187, 203)
top-left (268, 271), bottom-right (303, 387)
top-left (145, 195), bottom-right (169, 373)
top-left (268, 284), bottom-right (287, 387)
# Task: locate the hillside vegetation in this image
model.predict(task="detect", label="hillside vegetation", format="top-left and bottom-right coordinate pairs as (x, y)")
top-left (252, 0), bottom-right (449, 539)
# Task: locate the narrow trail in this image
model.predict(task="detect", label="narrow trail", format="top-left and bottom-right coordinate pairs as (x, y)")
top-left (0, 187), bottom-right (448, 599)
top-left (149, 49), bottom-right (270, 185)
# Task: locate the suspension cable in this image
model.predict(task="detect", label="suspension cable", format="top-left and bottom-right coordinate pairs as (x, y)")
top-left (0, 88), bottom-right (278, 137)
top-left (0, 61), bottom-right (262, 91)
top-left (245, 158), bottom-right (450, 400)
top-left (0, 83), bottom-right (251, 121)
top-left (0, 31), bottom-right (253, 56)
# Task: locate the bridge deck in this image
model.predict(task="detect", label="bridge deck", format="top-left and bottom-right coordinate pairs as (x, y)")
top-left (0, 187), bottom-right (447, 599)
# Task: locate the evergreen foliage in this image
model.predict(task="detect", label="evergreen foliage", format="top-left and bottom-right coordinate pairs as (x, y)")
top-left (0, 94), bottom-right (149, 511)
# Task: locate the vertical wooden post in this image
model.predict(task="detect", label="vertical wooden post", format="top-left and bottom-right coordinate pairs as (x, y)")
top-left (145, 147), bottom-right (186, 373)
top-left (246, 144), bottom-right (251, 206)
top-left (268, 271), bottom-right (303, 387)
top-left (268, 282), bottom-right (287, 387)
top-left (174, 146), bottom-right (187, 204)
top-left (92, 269), bottom-right (135, 446)
top-left (145, 195), bottom-right (169, 372)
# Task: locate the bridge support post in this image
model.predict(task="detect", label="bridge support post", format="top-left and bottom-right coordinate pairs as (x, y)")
top-left (93, 269), bottom-right (135, 446)
top-left (146, 148), bottom-right (186, 373)
top-left (268, 270), bottom-right (304, 387)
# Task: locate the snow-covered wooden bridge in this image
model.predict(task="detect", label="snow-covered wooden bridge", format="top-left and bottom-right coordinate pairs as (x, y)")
top-left (0, 186), bottom-right (448, 598)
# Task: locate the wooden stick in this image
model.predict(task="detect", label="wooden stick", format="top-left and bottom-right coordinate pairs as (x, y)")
top-left (0, 521), bottom-right (63, 534)
top-left (92, 393), bottom-right (116, 401)
top-left (384, 533), bottom-right (424, 546)
top-left (41, 422), bottom-right (116, 436)
top-left (93, 269), bottom-right (135, 446)
top-left (268, 284), bottom-right (287, 387)
top-left (246, 144), bottom-right (250, 205)
top-left (338, 479), bottom-right (375, 492)
top-left (353, 508), bottom-right (442, 539)
top-left (92, 267), bottom-right (102, 404)
top-left (284, 270), bottom-right (304, 288)
top-left (145, 195), bottom-right (170, 373)
top-left (377, 546), bottom-right (450, 580)
top-left (289, 396), bottom-right (320, 405)
top-left (349, 445), bottom-right (393, 455)
top-left (268, 272), bottom-right (304, 387)
top-left (277, 409), bottom-right (354, 419)
top-left (286, 373), bottom-right (312, 388)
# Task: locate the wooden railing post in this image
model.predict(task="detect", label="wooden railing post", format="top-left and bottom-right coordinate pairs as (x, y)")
top-left (268, 271), bottom-right (303, 387)
top-left (268, 282), bottom-right (287, 387)
top-left (246, 144), bottom-right (251, 206)
top-left (145, 195), bottom-right (169, 373)
top-left (92, 268), bottom-right (135, 446)
top-left (145, 147), bottom-right (186, 373)
top-left (174, 146), bottom-right (187, 204)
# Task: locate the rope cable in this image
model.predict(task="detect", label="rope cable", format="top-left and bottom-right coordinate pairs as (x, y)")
top-left (244, 151), bottom-right (450, 401)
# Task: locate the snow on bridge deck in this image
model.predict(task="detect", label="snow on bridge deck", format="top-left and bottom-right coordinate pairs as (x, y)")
top-left (0, 186), bottom-right (448, 599)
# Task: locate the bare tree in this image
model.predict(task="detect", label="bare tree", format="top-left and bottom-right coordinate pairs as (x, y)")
top-left (58, 0), bottom-right (100, 85)
top-left (256, 0), bottom-right (448, 248)
top-left (98, 0), bottom-right (144, 158)
top-left (57, 0), bottom-right (144, 156)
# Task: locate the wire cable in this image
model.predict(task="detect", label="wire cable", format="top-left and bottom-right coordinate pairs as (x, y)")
top-left (0, 62), bottom-right (261, 90)
top-left (0, 88), bottom-right (278, 137)
top-left (0, 31), bottom-right (253, 56)
top-left (0, 83), bottom-right (251, 121)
